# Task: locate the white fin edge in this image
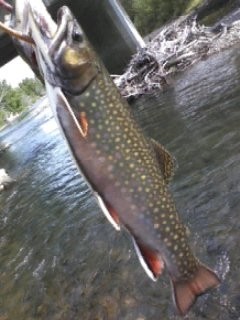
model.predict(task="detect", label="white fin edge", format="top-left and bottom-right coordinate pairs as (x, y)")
top-left (132, 237), bottom-right (157, 282)
top-left (57, 89), bottom-right (86, 138)
top-left (94, 193), bottom-right (121, 231)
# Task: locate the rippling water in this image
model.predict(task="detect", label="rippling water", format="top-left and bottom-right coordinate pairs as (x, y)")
top-left (0, 47), bottom-right (240, 319)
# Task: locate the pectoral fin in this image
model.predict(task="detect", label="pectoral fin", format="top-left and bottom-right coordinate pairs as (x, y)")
top-left (150, 138), bottom-right (177, 183)
top-left (54, 88), bottom-right (88, 139)
top-left (78, 112), bottom-right (88, 137)
top-left (132, 237), bottom-right (164, 281)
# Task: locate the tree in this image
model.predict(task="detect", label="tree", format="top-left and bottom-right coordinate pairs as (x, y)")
top-left (120, 0), bottom-right (195, 35)
top-left (0, 80), bottom-right (11, 108)
top-left (0, 77), bottom-right (45, 128)
top-left (19, 77), bottom-right (44, 99)
top-left (3, 88), bottom-right (24, 113)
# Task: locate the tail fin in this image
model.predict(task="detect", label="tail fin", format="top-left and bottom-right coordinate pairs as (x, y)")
top-left (171, 264), bottom-right (220, 316)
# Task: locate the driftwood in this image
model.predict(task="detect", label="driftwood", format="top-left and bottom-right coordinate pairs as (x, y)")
top-left (114, 17), bottom-right (240, 99)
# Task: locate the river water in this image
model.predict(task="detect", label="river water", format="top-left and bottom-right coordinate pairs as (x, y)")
top-left (0, 46), bottom-right (240, 319)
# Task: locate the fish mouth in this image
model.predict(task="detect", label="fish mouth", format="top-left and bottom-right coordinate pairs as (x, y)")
top-left (28, 4), bottom-right (82, 67)
top-left (28, 3), bottom-right (98, 94)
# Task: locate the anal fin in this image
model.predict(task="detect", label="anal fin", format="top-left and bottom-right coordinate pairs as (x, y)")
top-left (132, 237), bottom-right (164, 281)
top-left (150, 138), bottom-right (177, 184)
top-left (95, 193), bottom-right (121, 231)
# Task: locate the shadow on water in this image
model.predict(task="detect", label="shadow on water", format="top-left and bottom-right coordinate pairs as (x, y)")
top-left (0, 46), bottom-right (240, 319)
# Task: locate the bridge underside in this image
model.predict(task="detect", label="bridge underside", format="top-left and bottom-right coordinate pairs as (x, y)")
top-left (0, 0), bottom-right (143, 73)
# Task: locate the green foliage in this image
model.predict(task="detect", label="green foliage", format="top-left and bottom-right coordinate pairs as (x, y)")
top-left (0, 110), bottom-right (5, 127)
top-left (120, 0), bottom-right (204, 35)
top-left (4, 88), bottom-right (24, 113)
top-left (19, 78), bottom-right (44, 98)
top-left (0, 77), bottom-right (45, 128)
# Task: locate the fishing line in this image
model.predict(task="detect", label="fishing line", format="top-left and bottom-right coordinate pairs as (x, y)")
top-left (0, 21), bottom-right (34, 44)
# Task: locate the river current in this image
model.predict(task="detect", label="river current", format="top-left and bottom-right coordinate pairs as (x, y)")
top-left (0, 46), bottom-right (240, 319)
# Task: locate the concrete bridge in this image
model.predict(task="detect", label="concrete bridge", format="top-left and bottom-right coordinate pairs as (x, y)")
top-left (0, 0), bottom-right (145, 73)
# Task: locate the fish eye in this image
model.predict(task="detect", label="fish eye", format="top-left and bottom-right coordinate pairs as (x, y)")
top-left (72, 28), bottom-right (83, 43)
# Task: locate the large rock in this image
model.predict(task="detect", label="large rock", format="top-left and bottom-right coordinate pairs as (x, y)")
top-left (0, 168), bottom-right (15, 191)
top-left (0, 143), bottom-right (11, 153)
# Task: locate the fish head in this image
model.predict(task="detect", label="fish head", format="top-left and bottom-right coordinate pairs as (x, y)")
top-left (29, 4), bottom-right (98, 94)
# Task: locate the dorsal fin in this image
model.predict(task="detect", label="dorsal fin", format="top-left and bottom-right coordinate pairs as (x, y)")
top-left (132, 237), bottom-right (164, 281)
top-left (150, 138), bottom-right (177, 183)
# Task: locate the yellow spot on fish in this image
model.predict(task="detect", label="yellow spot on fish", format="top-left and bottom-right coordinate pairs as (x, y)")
top-left (165, 226), bottom-right (170, 233)
top-left (166, 241), bottom-right (172, 247)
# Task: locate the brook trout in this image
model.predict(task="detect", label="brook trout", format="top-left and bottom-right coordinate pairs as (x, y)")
top-left (7, 1), bottom-right (220, 315)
